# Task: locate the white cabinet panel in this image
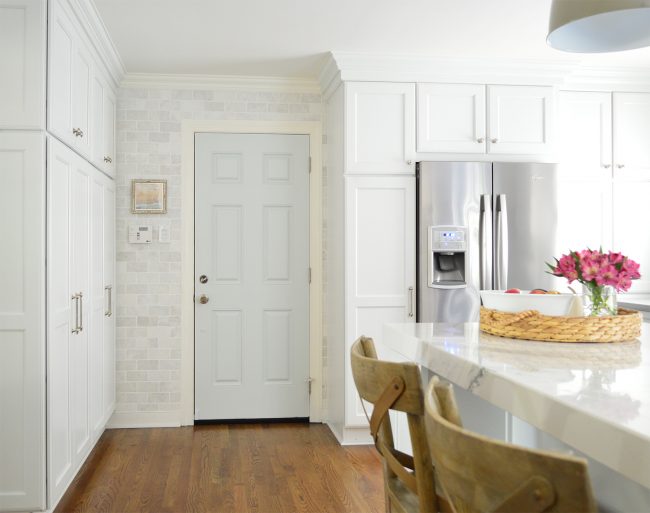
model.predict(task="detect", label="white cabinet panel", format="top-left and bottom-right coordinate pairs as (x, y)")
top-left (417, 83), bottom-right (486, 153)
top-left (344, 176), bottom-right (415, 426)
top-left (613, 92), bottom-right (650, 179)
top-left (345, 82), bottom-right (415, 174)
top-left (558, 91), bottom-right (612, 178)
top-left (613, 181), bottom-right (650, 293)
top-left (103, 178), bottom-right (115, 421)
top-left (0, 0), bottom-right (45, 129)
top-left (48, 0), bottom-right (93, 158)
top-left (0, 132), bottom-right (45, 512)
top-left (488, 85), bottom-right (553, 155)
top-left (91, 71), bottom-right (116, 177)
top-left (102, 88), bottom-right (116, 177)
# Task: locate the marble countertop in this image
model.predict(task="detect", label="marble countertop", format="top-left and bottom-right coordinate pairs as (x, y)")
top-left (383, 322), bottom-right (650, 489)
top-left (618, 294), bottom-right (650, 312)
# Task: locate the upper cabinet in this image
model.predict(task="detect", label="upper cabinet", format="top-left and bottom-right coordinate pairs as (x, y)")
top-left (0, 0), bottom-right (46, 129)
top-left (613, 93), bottom-right (650, 179)
top-left (345, 82), bottom-right (415, 174)
top-left (48, 0), bottom-right (116, 174)
top-left (417, 83), bottom-right (554, 156)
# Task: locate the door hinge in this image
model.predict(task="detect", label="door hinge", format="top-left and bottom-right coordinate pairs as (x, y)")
top-left (309, 267), bottom-right (312, 283)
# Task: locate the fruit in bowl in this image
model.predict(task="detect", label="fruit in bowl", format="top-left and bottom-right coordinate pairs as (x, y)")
top-left (480, 289), bottom-right (578, 316)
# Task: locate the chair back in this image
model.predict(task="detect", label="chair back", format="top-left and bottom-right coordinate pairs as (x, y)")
top-left (424, 376), bottom-right (597, 513)
top-left (351, 336), bottom-right (437, 513)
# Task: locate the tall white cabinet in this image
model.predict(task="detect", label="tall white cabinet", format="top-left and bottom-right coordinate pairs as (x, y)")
top-left (326, 82), bottom-right (416, 443)
top-left (0, 0), bottom-right (119, 510)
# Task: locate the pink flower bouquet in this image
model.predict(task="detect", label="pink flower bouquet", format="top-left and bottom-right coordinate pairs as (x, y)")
top-left (547, 249), bottom-right (641, 316)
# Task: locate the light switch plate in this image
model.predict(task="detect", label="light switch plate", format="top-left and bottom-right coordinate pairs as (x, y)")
top-left (158, 224), bottom-right (171, 243)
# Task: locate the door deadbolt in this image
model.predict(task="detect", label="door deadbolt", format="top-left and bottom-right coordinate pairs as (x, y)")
top-left (198, 294), bottom-right (209, 304)
top-left (199, 275), bottom-right (208, 284)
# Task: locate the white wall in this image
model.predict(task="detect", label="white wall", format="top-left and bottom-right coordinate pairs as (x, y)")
top-left (113, 83), bottom-right (322, 425)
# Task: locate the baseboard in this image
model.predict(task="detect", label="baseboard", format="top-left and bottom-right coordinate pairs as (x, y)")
top-left (326, 421), bottom-right (373, 445)
top-left (106, 411), bottom-right (182, 429)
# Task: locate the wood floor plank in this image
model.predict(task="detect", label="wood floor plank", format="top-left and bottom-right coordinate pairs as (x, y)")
top-left (55, 423), bottom-right (384, 513)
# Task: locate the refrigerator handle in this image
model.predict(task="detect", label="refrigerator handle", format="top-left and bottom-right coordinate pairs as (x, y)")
top-left (479, 194), bottom-right (493, 290)
top-left (495, 194), bottom-right (509, 290)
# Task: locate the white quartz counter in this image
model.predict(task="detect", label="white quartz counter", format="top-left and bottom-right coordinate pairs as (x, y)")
top-left (383, 322), bottom-right (650, 490)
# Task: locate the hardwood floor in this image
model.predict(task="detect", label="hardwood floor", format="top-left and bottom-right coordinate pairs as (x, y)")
top-left (55, 423), bottom-right (385, 513)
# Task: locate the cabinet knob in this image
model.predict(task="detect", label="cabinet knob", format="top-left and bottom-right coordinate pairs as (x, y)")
top-left (104, 156), bottom-right (112, 164)
top-left (617, 164), bottom-right (625, 169)
top-left (491, 138), bottom-right (498, 144)
top-left (602, 164), bottom-right (611, 169)
top-left (406, 160), bottom-right (413, 165)
top-left (72, 128), bottom-right (84, 138)
top-left (477, 137), bottom-right (485, 143)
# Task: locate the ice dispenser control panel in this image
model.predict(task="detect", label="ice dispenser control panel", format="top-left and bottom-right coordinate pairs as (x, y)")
top-left (428, 226), bottom-right (467, 289)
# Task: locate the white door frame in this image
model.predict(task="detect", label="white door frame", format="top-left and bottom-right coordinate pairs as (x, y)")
top-left (180, 120), bottom-right (323, 425)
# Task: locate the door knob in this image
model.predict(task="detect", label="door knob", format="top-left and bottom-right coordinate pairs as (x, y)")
top-left (198, 294), bottom-right (209, 304)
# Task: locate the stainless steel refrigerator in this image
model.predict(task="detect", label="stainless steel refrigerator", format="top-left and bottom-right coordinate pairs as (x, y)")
top-left (417, 161), bottom-right (559, 323)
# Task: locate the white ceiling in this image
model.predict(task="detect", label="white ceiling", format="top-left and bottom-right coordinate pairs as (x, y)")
top-left (93, 0), bottom-right (650, 78)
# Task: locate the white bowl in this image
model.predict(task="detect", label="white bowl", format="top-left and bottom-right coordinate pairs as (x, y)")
top-left (480, 290), bottom-right (580, 316)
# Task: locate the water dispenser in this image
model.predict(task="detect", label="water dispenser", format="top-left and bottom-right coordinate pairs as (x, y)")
top-left (428, 226), bottom-right (467, 289)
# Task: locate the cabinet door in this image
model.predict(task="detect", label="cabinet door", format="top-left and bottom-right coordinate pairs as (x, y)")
top-left (91, 73), bottom-right (105, 171)
top-left (0, 132), bottom-right (45, 511)
top-left (103, 177), bottom-right (116, 421)
top-left (555, 91), bottom-right (612, 254)
top-left (613, 92), bottom-right (650, 179)
top-left (71, 39), bottom-right (92, 157)
top-left (102, 88), bottom-right (116, 178)
top-left (417, 83), bottom-right (486, 153)
top-left (0, 0), bottom-right (45, 129)
top-left (48, 0), bottom-right (74, 144)
top-left (344, 176), bottom-right (416, 426)
top-left (345, 82), bottom-right (415, 174)
top-left (487, 85), bottom-right (553, 155)
top-left (47, 138), bottom-right (74, 506)
top-left (89, 170), bottom-right (105, 441)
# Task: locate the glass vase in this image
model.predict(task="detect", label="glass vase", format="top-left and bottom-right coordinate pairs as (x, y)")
top-left (582, 284), bottom-right (617, 317)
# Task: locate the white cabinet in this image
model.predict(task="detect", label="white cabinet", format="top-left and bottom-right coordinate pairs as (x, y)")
top-left (613, 93), bottom-right (650, 179)
top-left (557, 90), bottom-right (650, 293)
top-left (345, 82), bottom-right (415, 174)
top-left (326, 83), bottom-right (416, 443)
top-left (0, 0), bottom-right (46, 129)
top-left (47, 138), bottom-right (115, 508)
top-left (344, 175), bottom-right (416, 426)
top-left (0, 132), bottom-right (46, 512)
top-left (417, 83), bottom-right (554, 156)
top-left (103, 180), bottom-right (116, 420)
top-left (417, 83), bottom-right (486, 153)
top-left (91, 71), bottom-right (116, 177)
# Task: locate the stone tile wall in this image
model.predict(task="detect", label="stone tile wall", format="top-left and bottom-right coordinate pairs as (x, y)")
top-left (115, 85), bottom-right (322, 419)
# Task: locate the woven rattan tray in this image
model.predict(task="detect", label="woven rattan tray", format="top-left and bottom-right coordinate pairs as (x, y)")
top-left (480, 306), bottom-right (642, 343)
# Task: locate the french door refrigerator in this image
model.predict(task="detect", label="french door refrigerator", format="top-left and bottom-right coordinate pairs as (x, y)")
top-left (417, 161), bottom-right (559, 323)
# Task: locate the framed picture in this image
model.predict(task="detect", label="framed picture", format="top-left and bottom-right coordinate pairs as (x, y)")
top-left (131, 179), bottom-right (167, 214)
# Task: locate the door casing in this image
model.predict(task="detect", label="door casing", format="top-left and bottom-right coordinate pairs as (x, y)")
top-left (180, 119), bottom-right (323, 425)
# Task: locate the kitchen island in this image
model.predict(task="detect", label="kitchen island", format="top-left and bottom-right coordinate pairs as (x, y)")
top-left (382, 322), bottom-right (650, 513)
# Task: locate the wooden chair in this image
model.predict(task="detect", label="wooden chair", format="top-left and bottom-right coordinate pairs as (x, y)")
top-left (350, 336), bottom-right (441, 513)
top-left (424, 376), bottom-right (598, 513)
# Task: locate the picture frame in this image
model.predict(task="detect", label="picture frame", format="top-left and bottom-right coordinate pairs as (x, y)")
top-left (131, 179), bottom-right (167, 214)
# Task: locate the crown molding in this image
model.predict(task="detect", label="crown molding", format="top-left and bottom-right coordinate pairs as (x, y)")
top-left (69, 0), bottom-right (126, 89)
top-left (321, 51), bottom-right (650, 91)
top-left (318, 54), bottom-right (342, 100)
top-left (121, 72), bottom-right (321, 93)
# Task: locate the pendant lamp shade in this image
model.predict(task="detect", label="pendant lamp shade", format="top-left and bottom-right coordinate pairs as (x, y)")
top-left (548, 0), bottom-right (650, 52)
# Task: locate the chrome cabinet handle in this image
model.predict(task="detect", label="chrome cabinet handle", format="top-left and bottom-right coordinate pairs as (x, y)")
top-left (408, 286), bottom-right (414, 318)
top-left (78, 292), bottom-right (83, 332)
top-left (71, 294), bottom-right (79, 334)
top-left (72, 128), bottom-right (84, 137)
top-left (104, 156), bottom-right (112, 164)
top-left (495, 195), bottom-right (509, 290)
top-left (491, 138), bottom-right (498, 144)
top-left (477, 137), bottom-right (485, 143)
top-left (105, 285), bottom-right (112, 317)
top-left (479, 194), bottom-right (493, 290)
